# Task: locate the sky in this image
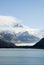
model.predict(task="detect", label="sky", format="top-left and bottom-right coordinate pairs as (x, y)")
top-left (0, 0), bottom-right (44, 29)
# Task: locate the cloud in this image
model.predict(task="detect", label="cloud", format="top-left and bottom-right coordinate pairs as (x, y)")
top-left (0, 15), bottom-right (40, 38)
top-left (0, 15), bottom-right (21, 27)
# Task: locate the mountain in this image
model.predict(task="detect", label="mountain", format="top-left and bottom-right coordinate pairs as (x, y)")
top-left (0, 30), bottom-right (40, 44)
top-left (0, 38), bottom-right (44, 48)
top-left (34, 38), bottom-right (44, 49)
top-left (0, 24), bottom-right (40, 43)
top-left (13, 24), bottom-right (24, 28)
top-left (0, 39), bottom-right (15, 48)
top-left (0, 30), bottom-right (22, 44)
top-left (12, 24), bottom-right (38, 34)
top-left (17, 31), bottom-right (39, 43)
top-left (15, 38), bottom-right (44, 49)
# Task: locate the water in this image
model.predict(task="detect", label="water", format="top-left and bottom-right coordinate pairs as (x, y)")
top-left (0, 49), bottom-right (44, 65)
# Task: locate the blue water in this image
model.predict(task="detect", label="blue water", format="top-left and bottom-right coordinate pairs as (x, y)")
top-left (0, 49), bottom-right (44, 65)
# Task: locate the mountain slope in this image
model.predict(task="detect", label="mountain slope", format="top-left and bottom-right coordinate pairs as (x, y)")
top-left (17, 31), bottom-right (40, 43)
top-left (0, 39), bottom-right (15, 48)
top-left (34, 38), bottom-right (44, 48)
top-left (0, 24), bottom-right (40, 43)
top-left (15, 38), bottom-right (44, 49)
top-left (0, 31), bottom-right (18, 43)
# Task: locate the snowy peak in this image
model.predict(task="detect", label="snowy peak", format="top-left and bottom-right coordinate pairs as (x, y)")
top-left (17, 31), bottom-right (40, 43)
top-left (13, 24), bottom-right (24, 28)
top-left (0, 23), bottom-right (41, 44)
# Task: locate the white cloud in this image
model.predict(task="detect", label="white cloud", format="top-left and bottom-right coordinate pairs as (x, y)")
top-left (0, 15), bottom-right (41, 38)
top-left (0, 15), bottom-right (21, 27)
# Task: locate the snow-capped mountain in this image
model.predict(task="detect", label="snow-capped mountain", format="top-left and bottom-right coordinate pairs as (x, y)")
top-left (0, 31), bottom-right (21, 44)
top-left (17, 31), bottom-right (39, 43)
top-left (0, 24), bottom-right (40, 44)
top-left (13, 24), bottom-right (24, 28)
top-left (0, 24), bottom-right (38, 37)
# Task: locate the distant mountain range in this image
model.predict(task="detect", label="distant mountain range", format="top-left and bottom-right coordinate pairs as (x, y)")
top-left (0, 24), bottom-right (44, 48)
top-left (17, 31), bottom-right (39, 43)
top-left (0, 24), bottom-right (40, 44)
top-left (0, 37), bottom-right (44, 49)
top-left (15, 38), bottom-right (44, 49)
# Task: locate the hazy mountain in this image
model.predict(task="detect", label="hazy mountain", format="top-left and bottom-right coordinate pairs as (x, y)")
top-left (0, 31), bottom-right (20, 44)
top-left (17, 31), bottom-right (39, 43)
top-left (0, 24), bottom-right (40, 44)
top-left (13, 24), bottom-right (24, 28)
top-left (15, 38), bottom-right (44, 49)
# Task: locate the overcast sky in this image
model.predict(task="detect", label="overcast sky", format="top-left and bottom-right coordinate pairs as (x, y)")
top-left (0, 0), bottom-right (44, 29)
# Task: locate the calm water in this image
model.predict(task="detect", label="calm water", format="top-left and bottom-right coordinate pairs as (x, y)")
top-left (0, 49), bottom-right (44, 65)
